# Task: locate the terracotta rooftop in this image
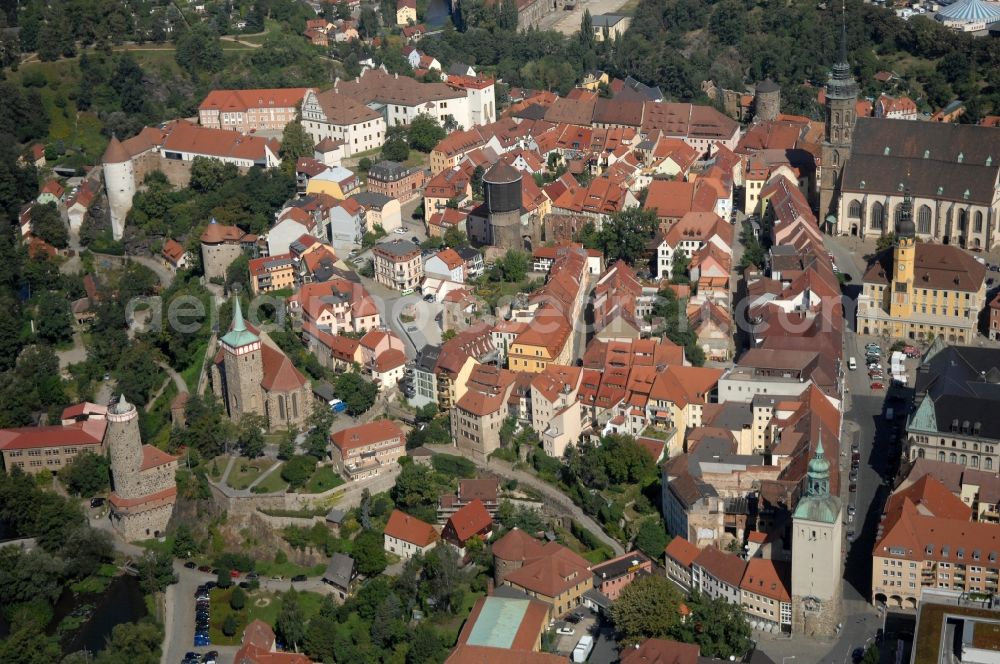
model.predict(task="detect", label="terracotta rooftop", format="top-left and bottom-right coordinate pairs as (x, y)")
top-left (330, 420), bottom-right (404, 453)
top-left (384, 509), bottom-right (438, 547)
top-left (140, 445), bottom-right (178, 471)
top-left (446, 499), bottom-right (493, 543)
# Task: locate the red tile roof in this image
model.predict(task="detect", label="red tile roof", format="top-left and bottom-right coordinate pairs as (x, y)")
top-left (374, 348), bottom-right (406, 373)
top-left (503, 544), bottom-right (592, 598)
top-left (384, 509), bottom-right (438, 547)
top-left (445, 499), bottom-right (492, 543)
top-left (330, 419), bottom-right (403, 453)
top-left (692, 546), bottom-right (746, 588)
top-left (140, 445), bottom-right (178, 471)
top-left (740, 558), bottom-right (791, 602)
top-left (162, 238), bottom-right (187, 264)
top-left (260, 343), bottom-right (308, 392)
top-left (0, 420), bottom-right (106, 451)
top-left (620, 639), bottom-right (700, 664)
top-left (199, 88), bottom-right (311, 112)
top-left (664, 537), bottom-right (699, 567)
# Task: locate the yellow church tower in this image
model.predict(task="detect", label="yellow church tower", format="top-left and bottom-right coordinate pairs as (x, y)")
top-left (889, 189), bottom-right (916, 333)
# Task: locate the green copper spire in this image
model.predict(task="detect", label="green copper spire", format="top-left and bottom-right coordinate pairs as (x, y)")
top-left (221, 296), bottom-right (259, 349)
top-left (793, 429), bottom-right (841, 523)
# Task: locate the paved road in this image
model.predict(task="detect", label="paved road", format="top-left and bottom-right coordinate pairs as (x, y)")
top-left (436, 446), bottom-right (625, 556)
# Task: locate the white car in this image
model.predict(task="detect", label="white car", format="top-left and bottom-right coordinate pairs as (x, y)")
top-left (393, 227), bottom-right (407, 235)
top-left (557, 626), bottom-right (575, 636)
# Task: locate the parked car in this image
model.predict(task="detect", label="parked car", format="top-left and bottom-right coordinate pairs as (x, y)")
top-left (849, 483), bottom-right (857, 492)
top-left (393, 227), bottom-right (407, 234)
top-left (184, 561), bottom-right (197, 569)
top-left (90, 497), bottom-right (105, 508)
top-left (847, 505), bottom-right (856, 514)
top-left (557, 626), bottom-right (575, 636)
top-left (292, 574), bottom-right (307, 582)
top-left (870, 382), bottom-right (884, 390)
top-left (246, 572), bottom-right (258, 580)
top-left (202, 653), bottom-right (219, 664)
top-left (229, 569), bottom-right (240, 579)
top-left (198, 565), bottom-right (211, 573)
top-left (411, 236), bottom-right (420, 244)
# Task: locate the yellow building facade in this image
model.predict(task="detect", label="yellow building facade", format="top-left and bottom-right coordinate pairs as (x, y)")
top-left (857, 194), bottom-right (986, 343)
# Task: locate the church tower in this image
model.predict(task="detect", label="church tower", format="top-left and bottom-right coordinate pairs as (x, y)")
top-left (889, 189), bottom-right (916, 322)
top-left (220, 297), bottom-right (263, 421)
top-left (107, 394), bottom-right (144, 499)
top-left (790, 433), bottom-right (843, 636)
top-left (819, 7), bottom-right (859, 231)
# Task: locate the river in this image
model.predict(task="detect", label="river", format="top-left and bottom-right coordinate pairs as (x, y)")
top-left (425, 0), bottom-right (452, 28)
top-left (51, 575), bottom-right (149, 656)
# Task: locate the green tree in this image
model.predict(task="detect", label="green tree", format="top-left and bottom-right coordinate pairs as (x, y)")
top-left (353, 528), bottom-right (388, 576)
top-left (29, 202), bottom-right (68, 248)
top-left (58, 451), bottom-right (110, 496)
top-left (305, 402), bottom-right (335, 458)
top-left (238, 413), bottom-right (267, 458)
top-left (0, 625), bottom-right (62, 664)
top-left (585, 207), bottom-right (657, 266)
top-left (471, 165), bottom-right (485, 199)
top-left (281, 455), bottom-right (317, 488)
top-left (876, 233), bottom-right (897, 253)
top-left (633, 517), bottom-right (669, 559)
top-left (407, 623), bottom-right (446, 664)
top-left (333, 370), bottom-right (378, 416)
top-left (222, 614), bottom-right (238, 637)
top-left (669, 594), bottom-right (752, 659)
top-left (226, 254), bottom-right (250, 294)
top-left (408, 114), bottom-right (446, 152)
top-left (136, 551), bottom-right (177, 593)
top-left (498, 249), bottom-right (529, 282)
top-left (443, 226), bottom-right (470, 249)
top-left (611, 574), bottom-right (683, 646)
top-left (277, 589), bottom-right (307, 651)
top-left (90, 622), bottom-right (163, 664)
top-left (278, 428), bottom-right (297, 460)
top-left (230, 586), bottom-right (246, 610)
top-left (382, 130), bottom-right (410, 162)
top-left (171, 524), bottom-right (200, 558)
top-left (175, 24), bottom-right (224, 73)
top-left (36, 291), bottom-right (73, 344)
top-left (358, 6), bottom-right (379, 38)
top-left (189, 157), bottom-right (239, 193)
top-left (279, 119), bottom-right (315, 175)
top-left (217, 567), bottom-right (233, 588)
top-left (671, 251), bottom-right (691, 284)
top-left (579, 9), bottom-right (594, 50)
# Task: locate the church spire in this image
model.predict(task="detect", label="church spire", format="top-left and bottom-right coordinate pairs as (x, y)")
top-left (827, 0), bottom-right (858, 100)
top-left (232, 294), bottom-right (246, 332)
top-left (806, 430), bottom-right (831, 497)
top-left (838, 0), bottom-right (848, 66)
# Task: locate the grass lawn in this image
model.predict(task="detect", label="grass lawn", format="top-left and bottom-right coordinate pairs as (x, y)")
top-left (302, 466), bottom-right (345, 494)
top-left (254, 560), bottom-right (328, 578)
top-left (617, 0), bottom-right (641, 13)
top-left (226, 458), bottom-right (278, 490)
top-left (180, 340), bottom-right (209, 392)
top-left (253, 465), bottom-right (289, 493)
top-left (209, 587), bottom-right (327, 645)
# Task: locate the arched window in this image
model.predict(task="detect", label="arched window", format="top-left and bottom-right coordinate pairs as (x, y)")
top-left (833, 152), bottom-right (840, 166)
top-left (988, 458), bottom-right (994, 470)
top-left (918, 205), bottom-right (932, 234)
top-left (871, 202), bottom-right (885, 230)
top-left (950, 452), bottom-right (957, 464)
top-left (958, 209), bottom-right (967, 232)
top-left (974, 211), bottom-right (984, 233)
top-left (939, 451), bottom-right (946, 462)
top-left (849, 200), bottom-right (862, 218)
top-left (278, 395), bottom-right (286, 420)
top-left (961, 454), bottom-right (968, 466)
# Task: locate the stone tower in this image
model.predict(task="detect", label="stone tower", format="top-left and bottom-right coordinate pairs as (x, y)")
top-left (819, 8), bottom-right (859, 231)
top-left (102, 136), bottom-right (135, 242)
top-left (484, 161), bottom-right (525, 251)
top-left (753, 79), bottom-right (781, 123)
top-left (221, 296), bottom-right (264, 421)
top-left (107, 394), bottom-right (144, 499)
top-left (790, 433), bottom-right (843, 636)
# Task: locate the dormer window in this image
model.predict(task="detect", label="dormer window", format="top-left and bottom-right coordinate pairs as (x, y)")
top-left (937, 186), bottom-right (944, 196)
top-left (924, 150), bottom-right (930, 159)
top-left (926, 545), bottom-right (934, 555)
top-left (964, 189), bottom-right (971, 200)
top-left (884, 147), bottom-right (891, 156)
top-left (958, 152), bottom-right (964, 163)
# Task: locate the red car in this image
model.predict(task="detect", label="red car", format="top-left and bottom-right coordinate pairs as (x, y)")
top-left (230, 569), bottom-right (240, 579)
top-left (870, 381), bottom-right (884, 390)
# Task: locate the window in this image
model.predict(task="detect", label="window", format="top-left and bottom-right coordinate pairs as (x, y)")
top-left (849, 200), bottom-right (862, 218)
top-left (918, 205), bottom-right (932, 234)
top-left (871, 202), bottom-right (885, 230)
top-left (975, 211), bottom-right (984, 233)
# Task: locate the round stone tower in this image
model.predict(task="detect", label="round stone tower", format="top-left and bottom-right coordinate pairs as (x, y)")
top-left (102, 136), bottom-right (136, 242)
top-left (483, 161), bottom-right (524, 251)
top-left (107, 394), bottom-right (144, 499)
top-left (753, 79), bottom-right (781, 123)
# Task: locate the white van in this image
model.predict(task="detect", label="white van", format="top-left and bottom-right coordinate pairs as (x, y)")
top-left (848, 357), bottom-right (857, 371)
top-left (572, 635), bottom-right (594, 662)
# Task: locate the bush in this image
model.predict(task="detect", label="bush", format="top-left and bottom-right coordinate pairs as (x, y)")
top-left (431, 454), bottom-right (475, 478)
top-left (281, 455), bottom-right (317, 489)
top-left (216, 569), bottom-right (232, 588)
top-left (214, 552), bottom-right (255, 572)
top-left (222, 614), bottom-right (238, 637)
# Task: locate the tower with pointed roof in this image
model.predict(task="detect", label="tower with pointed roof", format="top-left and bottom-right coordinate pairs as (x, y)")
top-left (107, 394), bottom-right (179, 541)
top-left (211, 295), bottom-right (312, 430)
top-left (790, 432), bottom-right (843, 635)
top-left (819, 5), bottom-right (859, 230)
top-left (107, 394), bottom-right (144, 499)
top-left (220, 296), bottom-right (264, 422)
top-left (102, 135), bottom-right (136, 242)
